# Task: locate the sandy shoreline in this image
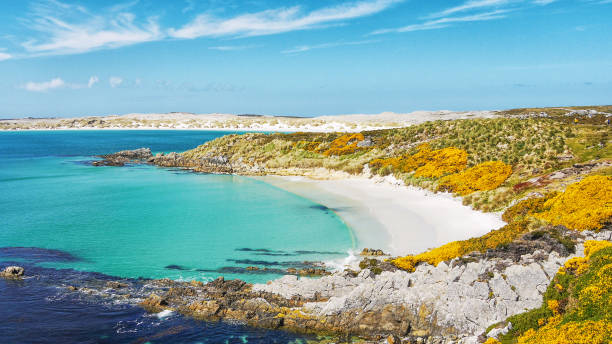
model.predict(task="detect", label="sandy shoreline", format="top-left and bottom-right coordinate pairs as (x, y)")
top-left (255, 175), bottom-right (506, 257)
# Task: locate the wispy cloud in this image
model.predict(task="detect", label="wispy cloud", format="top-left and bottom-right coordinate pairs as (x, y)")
top-left (282, 40), bottom-right (377, 54)
top-left (23, 77), bottom-right (65, 92)
top-left (109, 76), bottom-right (124, 88)
top-left (372, 0), bottom-right (556, 35)
top-left (7, 0), bottom-right (399, 58)
top-left (88, 76), bottom-right (99, 88)
top-left (169, 0), bottom-right (401, 39)
top-left (0, 52), bottom-right (12, 61)
top-left (426, 0), bottom-right (512, 19)
top-left (22, 75), bottom-right (102, 91)
top-left (21, 1), bottom-right (162, 56)
top-left (373, 9), bottom-right (510, 34)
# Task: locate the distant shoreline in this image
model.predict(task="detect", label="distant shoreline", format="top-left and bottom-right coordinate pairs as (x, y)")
top-left (0, 110), bottom-right (499, 132)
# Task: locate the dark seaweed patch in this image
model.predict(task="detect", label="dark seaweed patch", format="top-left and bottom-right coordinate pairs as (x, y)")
top-left (0, 247), bottom-right (80, 263)
top-left (227, 259), bottom-right (280, 266)
top-left (294, 250), bottom-right (343, 255)
top-left (235, 248), bottom-right (287, 254)
top-left (253, 252), bottom-right (295, 257)
top-left (164, 264), bottom-right (187, 270)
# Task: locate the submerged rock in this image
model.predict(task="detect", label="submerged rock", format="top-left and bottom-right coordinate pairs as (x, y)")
top-left (0, 266), bottom-right (25, 278)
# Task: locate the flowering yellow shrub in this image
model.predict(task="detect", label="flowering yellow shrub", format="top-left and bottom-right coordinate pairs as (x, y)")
top-left (323, 133), bottom-right (365, 156)
top-left (293, 140), bottom-right (321, 151)
top-left (535, 176), bottom-right (612, 230)
top-left (437, 161), bottom-right (512, 195)
top-left (584, 240), bottom-right (612, 257)
top-left (501, 193), bottom-right (558, 223)
top-left (484, 338), bottom-right (501, 344)
top-left (547, 300), bottom-right (560, 315)
top-left (392, 221), bottom-right (529, 272)
top-left (413, 147), bottom-right (468, 178)
top-left (517, 318), bottom-right (612, 344)
top-left (369, 144), bottom-right (468, 178)
top-left (369, 156), bottom-right (403, 171)
top-left (504, 242), bottom-right (612, 343)
top-left (560, 257), bottom-right (589, 275)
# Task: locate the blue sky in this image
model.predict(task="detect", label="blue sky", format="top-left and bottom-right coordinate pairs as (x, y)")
top-left (0, 0), bottom-right (611, 118)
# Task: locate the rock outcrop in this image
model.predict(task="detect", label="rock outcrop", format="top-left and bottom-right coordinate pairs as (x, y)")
top-left (0, 266), bottom-right (25, 279)
top-left (92, 148), bottom-right (153, 166)
top-left (254, 229), bottom-right (611, 343)
top-left (53, 229), bottom-right (610, 343)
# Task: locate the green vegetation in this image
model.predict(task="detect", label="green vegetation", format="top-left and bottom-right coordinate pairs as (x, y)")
top-left (498, 242), bottom-right (612, 344)
top-left (181, 115), bottom-right (610, 211)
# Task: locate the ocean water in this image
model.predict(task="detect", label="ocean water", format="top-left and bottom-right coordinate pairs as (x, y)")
top-left (0, 130), bottom-right (354, 343)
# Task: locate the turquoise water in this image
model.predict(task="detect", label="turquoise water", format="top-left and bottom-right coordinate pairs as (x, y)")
top-left (0, 130), bottom-right (354, 283)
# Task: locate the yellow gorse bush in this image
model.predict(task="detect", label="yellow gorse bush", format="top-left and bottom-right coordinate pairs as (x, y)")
top-left (517, 318), bottom-right (612, 344)
top-left (501, 193), bottom-right (558, 223)
top-left (392, 221), bottom-right (529, 272)
top-left (535, 175), bottom-right (612, 230)
top-left (437, 161), bottom-right (512, 195)
top-left (583, 239), bottom-right (612, 257)
top-left (413, 146), bottom-right (468, 178)
top-left (323, 133), bottom-right (365, 156)
top-left (369, 144), bottom-right (468, 178)
top-left (509, 241), bottom-right (612, 344)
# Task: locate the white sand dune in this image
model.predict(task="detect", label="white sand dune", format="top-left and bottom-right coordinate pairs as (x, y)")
top-left (256, 175), bottom-right (505, 256)
top-left (1, 110), bottom-right (499, 132)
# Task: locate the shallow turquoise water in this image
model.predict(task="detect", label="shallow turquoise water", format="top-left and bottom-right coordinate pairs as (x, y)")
top-left (0, 130), bottom-right (354, 283)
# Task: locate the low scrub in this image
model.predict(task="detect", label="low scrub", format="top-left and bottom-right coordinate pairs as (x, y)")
top-left (500, 241), bottom-right (612, 344)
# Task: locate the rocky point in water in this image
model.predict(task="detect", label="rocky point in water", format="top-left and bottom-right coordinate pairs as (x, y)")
top-left (92, 147), bottom-right (153, 166)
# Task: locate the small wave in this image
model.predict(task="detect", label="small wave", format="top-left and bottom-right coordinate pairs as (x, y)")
top-left (323, 249), bottom-right (361, 272)
top-left (156, 310), bottom-right (174, 319)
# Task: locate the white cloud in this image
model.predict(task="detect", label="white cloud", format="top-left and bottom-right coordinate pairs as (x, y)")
top-left (22, 1), bottom-right (162, 56)
top-left (169, 0), bottom-right (401, 39)
top-left (88, 76), bottom-right (99, 88)
top-left (373, 9), bottom-right (510, 34)
top-left (282, 40), bottom-right (377, 54)
top-left (426, 0), bottom-right (512, 18)
top-left (0, 52), bottom-right (12, 61)
top-left (371, 0), bottom-right (559, 35)
top-left (109, 76), bottom-right (123, 88)
top-left (23, 77), bottom-right (65, 92)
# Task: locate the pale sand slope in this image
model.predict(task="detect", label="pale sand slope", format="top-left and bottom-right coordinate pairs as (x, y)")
top-left (255, 175), bottom-right (506, 257)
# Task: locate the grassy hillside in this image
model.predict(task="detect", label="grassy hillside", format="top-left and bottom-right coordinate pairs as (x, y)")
top-left (182, 116), bottom-right (610, 211)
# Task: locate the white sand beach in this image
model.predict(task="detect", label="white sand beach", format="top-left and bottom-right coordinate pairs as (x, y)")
top-left (256, 175), bottom-right (506, 257)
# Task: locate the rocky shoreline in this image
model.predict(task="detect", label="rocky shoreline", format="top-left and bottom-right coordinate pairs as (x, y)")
top-left (4, 227), bottom-right (609, 343)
